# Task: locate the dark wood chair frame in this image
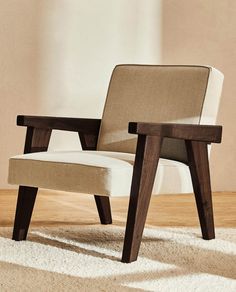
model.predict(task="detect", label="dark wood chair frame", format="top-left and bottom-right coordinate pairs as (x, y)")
top-left (12, 115), bottom-right (222, 263)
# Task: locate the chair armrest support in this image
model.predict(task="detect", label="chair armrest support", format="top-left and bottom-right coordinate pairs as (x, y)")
top-left (17, 115), bottom-right (101, 152)
top-left (17, 115), bottom-right (101, 134)
top-left (129, 122), bottom-right (222, 143)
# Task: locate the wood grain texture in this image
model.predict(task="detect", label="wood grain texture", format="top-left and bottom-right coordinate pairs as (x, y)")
top-left (1, 190), bottom-right (235, 228)
top-left (94, 196), bottom-right (112, 224)
top-left (129, 122), bottom-right (222, 143)
top-left (12, 186), bottom-right (38, 240)
top-left (122, 135), bottom-right (163, 263)
top-left (24, 127), bottom-right (52, 154)
top-left (186, 141), bottom-right (215, 239)
top-left (78, 132), bottom-right (99, 151)
top-left (17, 115), bottom-right (101, 134)
top-left (13, 126), bottom-right (52, 240)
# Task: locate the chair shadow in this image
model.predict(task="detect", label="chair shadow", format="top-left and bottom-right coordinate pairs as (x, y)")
top-left (24, 225), bottom-right (236, 281)
top-left (0, 225), bottom-right (236, 281)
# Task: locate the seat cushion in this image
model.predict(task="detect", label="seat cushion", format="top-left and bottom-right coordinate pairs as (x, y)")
top-left (8, 151), bottom-right (193, 196)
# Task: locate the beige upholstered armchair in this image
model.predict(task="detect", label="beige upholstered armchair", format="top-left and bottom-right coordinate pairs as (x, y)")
top-left (8, 65), bottom-right (223, 263)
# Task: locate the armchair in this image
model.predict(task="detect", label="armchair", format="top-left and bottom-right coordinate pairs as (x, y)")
top-left (8, 65), bottom-right (224, 262)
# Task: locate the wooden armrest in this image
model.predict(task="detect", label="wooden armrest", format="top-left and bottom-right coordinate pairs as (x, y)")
top-left (17, 115), bottom-right (101, 134)
top-left (129, 122), bottom-right (222, 143)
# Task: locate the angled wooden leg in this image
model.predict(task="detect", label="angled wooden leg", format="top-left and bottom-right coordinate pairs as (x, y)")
top-left (12, 127), bottom-right (51, 241)
top-left (122, 135), bottom-right (162, 263)
top-left (185, 141), bottom-right (215, 240)
top-left (13, 186), bottom-right (38, 240)
top-left (94, 195), bottom-right (112, 224)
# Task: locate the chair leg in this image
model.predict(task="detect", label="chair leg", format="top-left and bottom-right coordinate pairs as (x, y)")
top-left (185, 141), bottom-right (215, 240)
top-left (94, 195), bottom-right (112, 224)
top-left (122, 135), bottom-right (162, 263)
top-left (12, 186), bottom-right (38, 241)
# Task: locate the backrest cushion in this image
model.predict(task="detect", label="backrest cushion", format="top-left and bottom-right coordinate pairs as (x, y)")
top-left (97, 65), bottom-right (223, 162)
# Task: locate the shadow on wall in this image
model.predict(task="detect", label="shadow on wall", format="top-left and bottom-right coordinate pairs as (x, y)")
top-left (36, 0), bottom-right (162, 119)
top-left (162, 0), bottom-right (236, 191)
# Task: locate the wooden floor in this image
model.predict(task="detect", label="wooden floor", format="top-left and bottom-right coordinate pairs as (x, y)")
top-left (1, 190), bottom-right (235, 228)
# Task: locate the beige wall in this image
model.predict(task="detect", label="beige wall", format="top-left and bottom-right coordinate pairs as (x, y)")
top-left (162, 0), bottom-right (236, 191)
top-left (0, 0), bottom-right (235, 191)
top-left (0, 1), bottom-right (40, 188)
top-left (0, 0), bottom-right (161, 188)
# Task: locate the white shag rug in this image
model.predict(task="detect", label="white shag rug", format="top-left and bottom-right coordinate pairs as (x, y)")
top-left (0, 226), bottom-right (235, 291)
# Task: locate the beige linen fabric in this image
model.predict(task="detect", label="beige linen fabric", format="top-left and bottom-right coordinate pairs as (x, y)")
top-left (97, 65), bottom-right (223, 162)
top-left (8, 151), bottom-right (192, 196)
